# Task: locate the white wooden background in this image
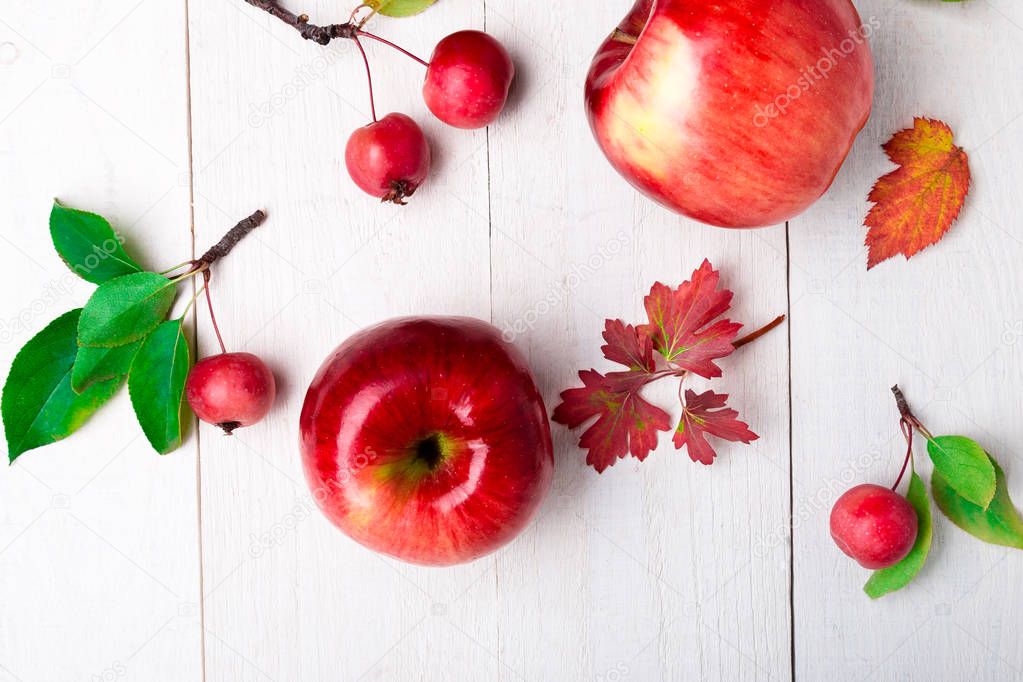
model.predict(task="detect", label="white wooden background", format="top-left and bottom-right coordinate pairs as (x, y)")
top-left (1, 0), bottom-right (1021, 680)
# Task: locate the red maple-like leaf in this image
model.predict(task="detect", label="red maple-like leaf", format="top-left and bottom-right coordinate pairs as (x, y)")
top-left (553, 320), bottom-right (670, 472)
top-left (865, 118), bottom-right (971, 269)
top-left (600, 319), bottom-right (655, 372)
top-left (640, 259), bottom-right (741, 378)
top-left (553, 262), bottom-right (769, 473)
top-left (552, 369), bottom-right (671, 473)
top-left (673, 389), bottom-right (758, 465)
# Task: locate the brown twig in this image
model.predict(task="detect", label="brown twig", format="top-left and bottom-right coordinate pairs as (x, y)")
top-left (197, 210), bottom-right (267, 268)
top-left (242, 0), bottom-right (356, 44)
top-left (242, 0), bottom-right (431, 66)
top-left (733, 314), bottom-right (786, 350)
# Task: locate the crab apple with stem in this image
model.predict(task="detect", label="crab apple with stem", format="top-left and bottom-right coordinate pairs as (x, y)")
top-left (345, 112), bottom-right (431, 204)
top-left (831, 483), bottom-right (918, 570)
top-left (186, 350), bottom-right (276, 435)
top-left (356, 28), bottom-right (515, 128)
top-left (830, 389), bottom-right (923, 570)
top-left (422, 30), bottom-right (515, 129)
top-left (174, 210), bottom-right (278, 435)
top-left (243, 1), bottom-right (516, 129)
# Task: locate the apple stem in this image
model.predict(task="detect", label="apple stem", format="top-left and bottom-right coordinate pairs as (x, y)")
top-left (352, 36), bottom-right (378, 122)
top-left (202, 270), bottom-right (229, 355)
top-left (179, 283), bottom-right (208, 321)
top-left (349, 3), bottom-right (377, 28)
top-left (890, 385), bottom-right (935, 441)
top-left (160, 260), bottom-right (195, 276)
top-left (357, 30), bottom-right (430, 68)
top-left (733, 314), bottom-right (786, 350)
top-left (892, 417), bottom-right (914, 491)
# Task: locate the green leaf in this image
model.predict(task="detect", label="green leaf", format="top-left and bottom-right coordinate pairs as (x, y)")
top-left (49, 201), bottom-right (142, 284)
top-left (933, 455), bottom-right (1023, 549)
top-left (370, 0), bottom-right (437, 18)
top-left (864, 472), bottom-right (933, 598)
top-left (2, 309), bottom-right (121, 462)
top-left (926, 435), bottom-right (996, 508)
top-left (128, 319), bottom-right (190, 454)
top-left (78, 272), bottom-right (177, 348)
top-left (71, 338), bottom-right (143, 393)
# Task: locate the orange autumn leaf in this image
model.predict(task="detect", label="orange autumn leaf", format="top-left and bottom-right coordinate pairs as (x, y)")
top-left (864, 118), bottom-right (971, 269)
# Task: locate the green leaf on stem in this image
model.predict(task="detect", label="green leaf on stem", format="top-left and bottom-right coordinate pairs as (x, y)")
top-left (864, 472), bottom-right (933, 598)
top-left (128, 319), bottom-right (190, 454)
top-left (78, 272), bottom-right (177, 348)
top-left (926, 435), bottom-right (996, 508)
top-left (49, 201), bottom-right (142, 284)
top-left (370, 0), bottom-right (438, 18)
top-left (71, 339), bottom-right (143, 393)
top-left (933, 455), bottom-right (1023, 549)
top-left (2, 309), bottom-right (121, 462)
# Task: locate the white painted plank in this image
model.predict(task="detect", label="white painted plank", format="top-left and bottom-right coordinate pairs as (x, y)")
top-left (0, 1), bottom-right (200, 681)
top-left (486, 2), bottom-right (792, 680)
top-left (791, 1), bottom-right (1023, 680)
top-left (187, 1), bottom-right (503, 679)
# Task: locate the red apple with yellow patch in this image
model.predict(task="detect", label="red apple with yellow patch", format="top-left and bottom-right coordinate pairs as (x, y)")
top-left (585, 0), bottom-right (874, 228)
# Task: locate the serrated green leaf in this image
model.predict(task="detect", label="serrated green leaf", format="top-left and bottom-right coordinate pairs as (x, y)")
top-left (370, 0), bottom-right (437, 18)
top-left (50, 201), bottom-right (143, 284)
top-left (128, 319), bottom-right (190, 454)
top-left (78, 272), bottom-right (177, 348)
top-left (926, 435), bottom-right (996, 508)
top-left (933, 455), bottom-right (1023, 549)
top-left (71, 338), bottom-right (143, 393)
top-left (2, 309), bottom-right (121, 462)
top-left (864, 472), bottom-right (932, 598)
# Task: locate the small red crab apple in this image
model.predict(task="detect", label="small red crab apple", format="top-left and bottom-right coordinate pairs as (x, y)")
top-left (345, 113), bottom-right (432, 204)
top-left (185, 264), bottom-right (276, 435)
top-left (423, 31), bottom-right (515, 129)
top-left (186, 353), bottom-right (276, 435)
top-left (830, 388), bottom-right (925, 570)
top-left (830, 484), bottom-right (918, 569)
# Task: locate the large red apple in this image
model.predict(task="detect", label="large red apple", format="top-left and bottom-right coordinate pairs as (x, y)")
top-left (299, 317), bottom-right (554, 566)
top-left (585, 0), bottom-right (875, 228)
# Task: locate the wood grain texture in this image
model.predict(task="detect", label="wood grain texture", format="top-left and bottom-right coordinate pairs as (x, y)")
top-left (0, 1), bottom-right (200, 680)
top-left (2, 0), bottom-right (1022, 679)
top-left (486, 2), bottom-right (791, 679)
top-left (187, 1), bottom-right (496, 680)
top-left (790, 1), bottom-right (1023, 680)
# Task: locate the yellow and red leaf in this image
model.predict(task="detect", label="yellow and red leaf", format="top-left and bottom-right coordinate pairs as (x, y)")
top-left (865, 118), bottom-right (971, 269)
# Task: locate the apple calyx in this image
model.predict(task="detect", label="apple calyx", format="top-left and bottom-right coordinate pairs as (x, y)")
top-left (218, 421), bottom-right (243, 436)
top-left (398, 432), bottom-right (456, 481)
top-left (383, 179), bottom-right (417, 205)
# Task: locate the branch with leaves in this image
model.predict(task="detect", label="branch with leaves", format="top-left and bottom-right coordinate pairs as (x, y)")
top-left (855, 386), bottom-right (1023, 599)
top-left (2, 203), bottom-right (266, 461)
top-left (552, 260), bottom-right (785, 472)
